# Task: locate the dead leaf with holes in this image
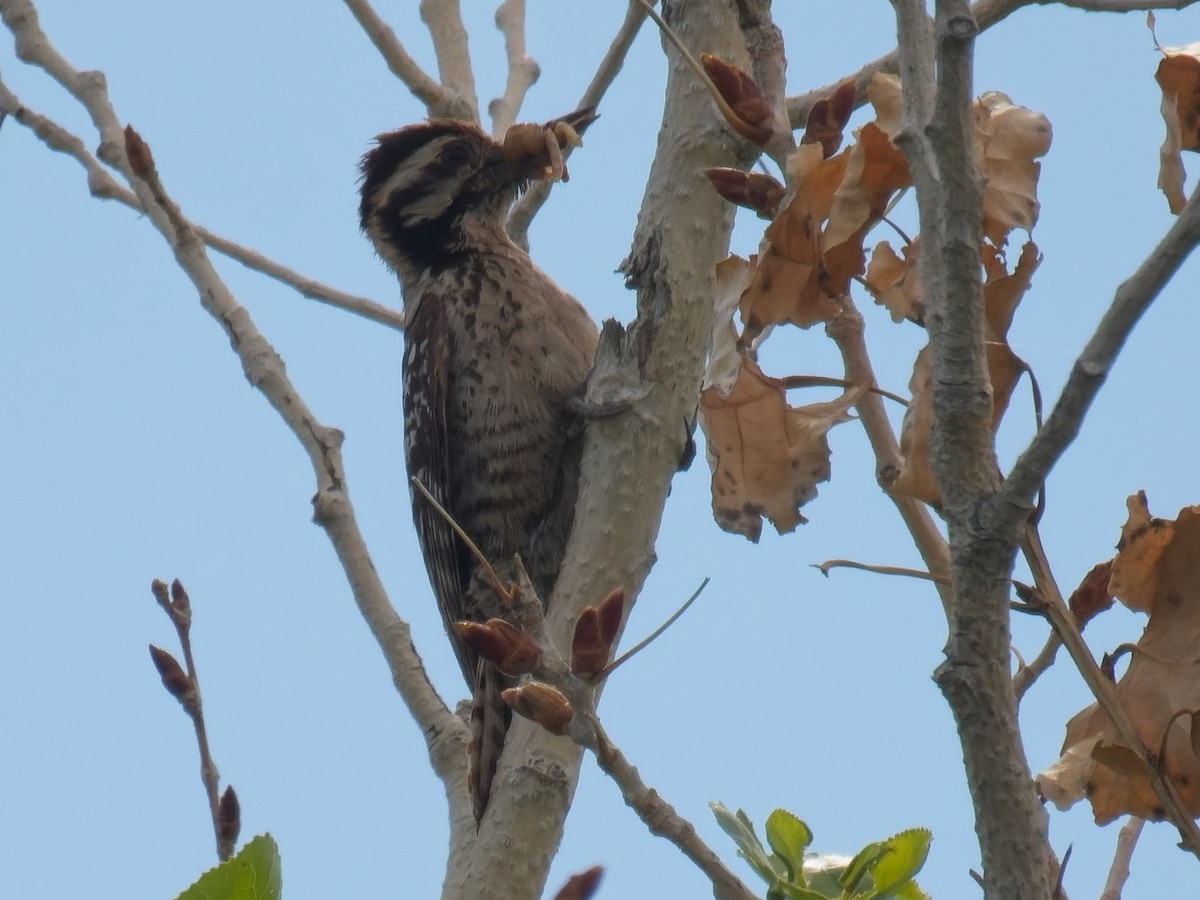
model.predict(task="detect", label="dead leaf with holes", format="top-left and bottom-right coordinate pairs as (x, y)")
top-left (974, 92), bottom-right (1052, 246)
top-left (891, 242), bottom-right (1039, 505)
top-left (1152, 23), bottom-right (1200, 213)
top-left (1037, 493), bottom-right (1200, 823)
top-left (865, 238), bottom-right (923, 324)
top-left (699, 356), bottom-right (863, 541)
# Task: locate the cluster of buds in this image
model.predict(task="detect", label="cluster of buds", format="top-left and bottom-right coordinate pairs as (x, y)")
top-left (454, 586), bottom-right (627, 735)
top-left (146, 577), bottom-right (241, 858)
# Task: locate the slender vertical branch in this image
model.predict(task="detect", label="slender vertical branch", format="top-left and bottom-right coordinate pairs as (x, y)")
top-left (420, 0), bottom-right (480, 122)
top-left (489, 0), bottom-right (539, 136)
top-left (891, 2), bottom-right (1052, 895)
top-left (343, 0), bottom-right (472, 119)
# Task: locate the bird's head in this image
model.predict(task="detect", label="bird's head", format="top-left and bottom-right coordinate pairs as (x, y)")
top-left (359, 108), bottom-right (596, 278)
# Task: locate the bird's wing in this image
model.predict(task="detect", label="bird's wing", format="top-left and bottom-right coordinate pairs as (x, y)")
top-left (403, 294), bottom-right (476, 687)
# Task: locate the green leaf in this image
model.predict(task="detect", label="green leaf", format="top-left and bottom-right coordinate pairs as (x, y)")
top-left (841, 840), bottom-right (886, 895)
top-left (711, 802), bottom-right (782, 886)
top-left (175, 834), bottom-right (282, 900)
top-left (765, 809), bottom-right (813, 882)
top-left (865, 829), bottom-right (931, 898)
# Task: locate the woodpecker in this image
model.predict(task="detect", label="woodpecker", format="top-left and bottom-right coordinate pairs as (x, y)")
top-left (358, 111), bottom-right (599, 821)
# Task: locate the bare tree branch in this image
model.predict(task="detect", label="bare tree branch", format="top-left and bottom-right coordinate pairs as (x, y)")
top-left (825, 295), bottom-right (954, 615)
top-left (787, 0), bottom-right (1200, 127)
top-left (998, 189), bottom-right (1200, 519)
top-left (420, 0), bottom-right (479, 122)
top-left (1013, 629), bottom-right (1062, 702)
top-left (1, 0), bottom-right (454, 771)
top-left (343, 0), bottom-right (472, 120)
top-left (892, 2), bottom-right (1054, 895)
top-left (0, 80), bottom-right (403, 330)
top-left (583, 714), bottom-right (756, 900)
top-left (488, 0), bottom-right (539, 136)
top-left (507, 0), bottom-right (648, 246)
top-left (1100, 817), bottom-right (1145, 900)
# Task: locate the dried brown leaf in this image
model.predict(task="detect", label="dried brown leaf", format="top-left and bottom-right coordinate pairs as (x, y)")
top-left (973, 92), bottom-right (1052, 246)
top-left (823, 122), bottom-right (911, 295)
top-left (1154, 37), bottom-right (1200, 213)
top-left (1068, 560), bottom-right (1116, 627)
top-left (738, 144), bottom-right (845, 341)
top-left (865, 239), bottom-right (923, 324)
top-left (892, 242), bottom-right (1039, 505)
top-left (699, 356), bottom-right (862, 541)
top-left (866, 73), bottom-right (903, 138)
top-left (1037, 495), bottom-right (1200, 823)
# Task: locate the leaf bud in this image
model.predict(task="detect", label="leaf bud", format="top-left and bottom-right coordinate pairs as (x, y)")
top-left (454, 619), bottom-right (542, 676)
top-left (148, 644), bottom-right (196, 710)
top-left (501, 682), bottom-right (573, 735)
top-left (217, 785), bottom-right (241, 849)
top-left (700, 53), bottom-right (773, 145)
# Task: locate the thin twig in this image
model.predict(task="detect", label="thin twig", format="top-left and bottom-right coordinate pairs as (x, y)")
top-left (1100, 817), bottom-right (1145, 900)
top-left (813, 559), bottom-right (951, 586)
top-left (785, 0), bottom-right (1200, 128)
top-left (575, 712), bottom-right (756, 900)
top-left (489, 0), bottom-right (539, 136)
top-left (1, 0), bottom-right (452, 751)
top-left (999, 183), bottom-right (1200, 522)
top-left (342, 0), bottom-right (471, 120)
top-left (823, 294), bottom-right (953, 615)
top-left (1013, 629), bottom-right (1062, 703)
top-left (780, 373), bottom-right (909, 407)
top-left (629, 0), bottom-right (747, 131)
top-left (411, 476), bottom-right (513, 603)
top-left (506, 0), bottom-right (648, 246)
top-left (148, 579), bottom-right (240, 861)
top-left (0, 82), bottom-right (403, 330)
top-left (602, 578), bottom-right (709, 677)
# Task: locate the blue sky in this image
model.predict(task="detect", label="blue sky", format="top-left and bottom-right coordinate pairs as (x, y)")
top-left (4, 3), bottom-right (1200, 898)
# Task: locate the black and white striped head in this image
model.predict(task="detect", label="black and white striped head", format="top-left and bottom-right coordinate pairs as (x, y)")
top-left (359, 109), bottom-right (596, 278)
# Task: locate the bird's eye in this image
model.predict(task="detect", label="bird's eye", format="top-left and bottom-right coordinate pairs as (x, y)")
top-left (439, 142), bottom-right (472, 169)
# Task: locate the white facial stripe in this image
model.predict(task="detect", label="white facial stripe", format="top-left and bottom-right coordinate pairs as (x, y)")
top-left (368, 134), bottom-right (463, 226)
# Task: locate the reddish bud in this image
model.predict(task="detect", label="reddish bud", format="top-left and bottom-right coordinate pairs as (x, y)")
top-left (700, 53), bottom-right (774, 145)
top-left (801, 78), bottom-right (857, 157)
top-left (124, 125), bottom-right (154, 178)
top-left (571, 588), bottom-right (626, 677)
top-left (502, 682), bottom-right (573, 735)
top-left (217, 785), bottom-right (241, 849)
top-left (704, 168), bottom-right (786, 219)
top-left (596, 587), bottom-right (625, 646)
top-left (455, 619), bottom-right (542, 676)
top-left (554, 865), bottom-right (605, 900)
top-left (148, 644), bottom-right (196, 708)
top-left (571, 607), bottom-right (606, 677)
